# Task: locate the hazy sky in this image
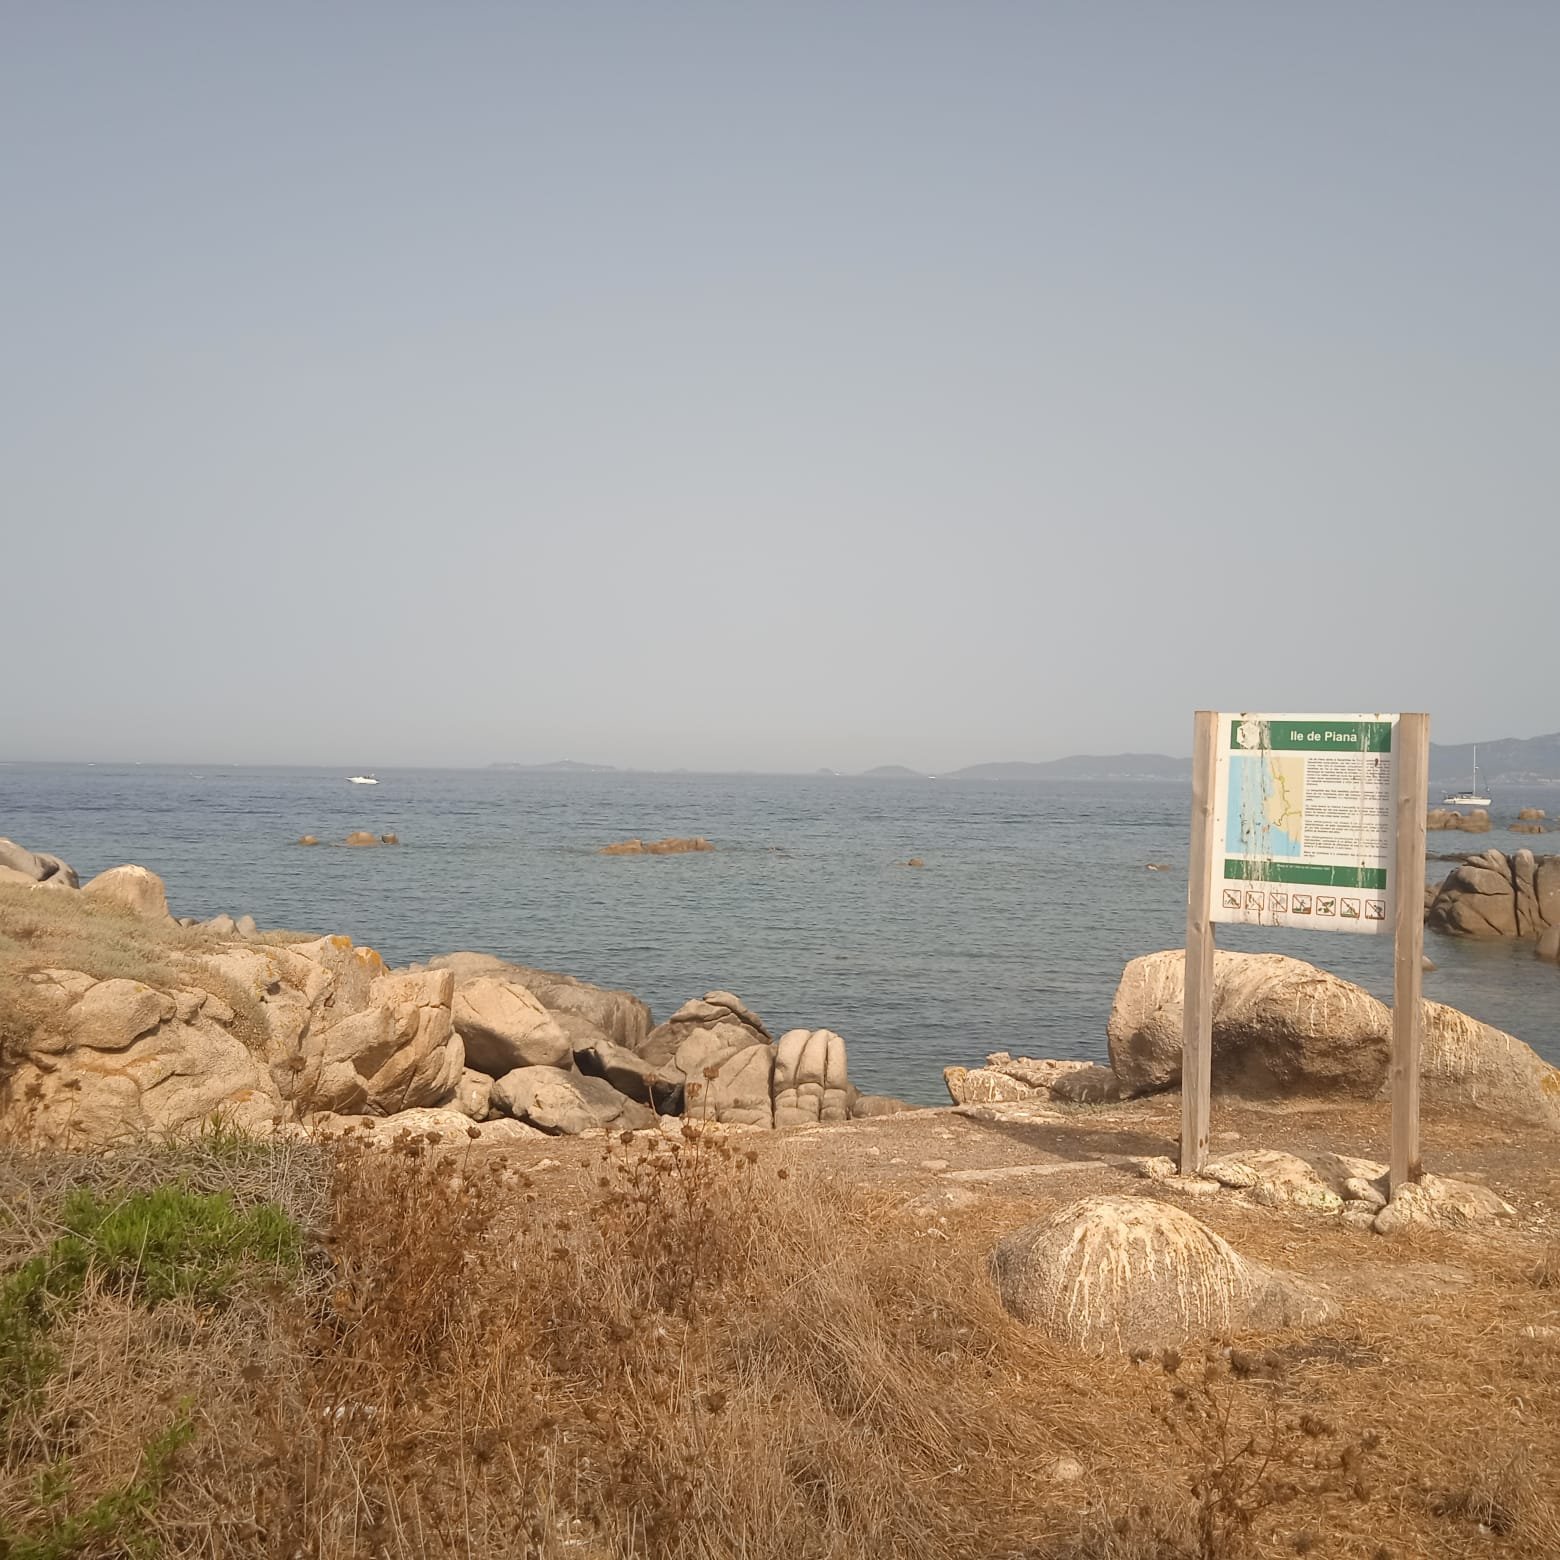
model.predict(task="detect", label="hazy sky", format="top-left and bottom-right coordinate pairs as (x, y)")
top-left (3, 4), bottom-right (1556, 771)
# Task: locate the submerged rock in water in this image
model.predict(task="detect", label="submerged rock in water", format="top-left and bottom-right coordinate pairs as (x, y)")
top-left (598, 837), bottom-right (715, 855)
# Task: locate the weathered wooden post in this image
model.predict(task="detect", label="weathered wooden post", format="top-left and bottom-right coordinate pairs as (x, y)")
top-left (1391, 712), bottom-right (1430, 1192)
top-left (1181, 711), bottom-right (1218, 1175)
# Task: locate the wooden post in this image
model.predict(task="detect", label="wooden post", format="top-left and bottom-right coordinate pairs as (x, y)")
top-left (1181, 710), bottom-right (1219, 1175)
top-left (1390, 712), bottom-right (1430, 1193)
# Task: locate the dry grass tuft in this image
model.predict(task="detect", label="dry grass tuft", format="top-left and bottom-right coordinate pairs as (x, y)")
top-left (1431, 1441), bottom-right (1560, 1548)
top-left (1531, 1241), bottom-right (1560, 1289)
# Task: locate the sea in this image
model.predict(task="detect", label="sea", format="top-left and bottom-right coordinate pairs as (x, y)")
top-left (3, 763), bottom-right (1556, 1105)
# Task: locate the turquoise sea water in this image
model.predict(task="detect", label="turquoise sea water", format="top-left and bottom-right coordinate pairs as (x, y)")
top-left (2, 764), bottom-right (1556, 1104)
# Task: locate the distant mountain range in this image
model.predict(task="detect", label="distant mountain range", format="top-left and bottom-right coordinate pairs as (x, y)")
top-left (856, 732), bottom-right (1560, 785)
top-left (849, 754), bottom-right (1193, 781)
top-left (487, 731), bottom-right (1560, 785)
top-left (1426, 732), bottom-right (1560, 786)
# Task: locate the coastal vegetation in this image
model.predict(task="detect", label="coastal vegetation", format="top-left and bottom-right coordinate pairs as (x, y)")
top-left (2, 1121), bottom-right (1558, 1558)
top-left (2, 839), bottom-right (1559, 1555)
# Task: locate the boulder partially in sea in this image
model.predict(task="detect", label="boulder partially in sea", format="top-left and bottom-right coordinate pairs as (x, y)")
top-left (1427, 849), bottom-right (1560, 939)
top-left (1105, 948), bottom-right (1560, 1131)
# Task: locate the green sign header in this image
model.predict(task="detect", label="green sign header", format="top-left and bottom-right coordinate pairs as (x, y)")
top-left (1228, 719), bottom-right (1392, 754)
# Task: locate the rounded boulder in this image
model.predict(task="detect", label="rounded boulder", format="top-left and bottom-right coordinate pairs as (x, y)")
top-left (991, 1194), bottom-right (1334, 1355)
top-left (81, 865), bottom-right (171, 920)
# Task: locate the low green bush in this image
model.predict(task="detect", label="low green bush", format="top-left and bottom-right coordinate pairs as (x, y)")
top-left (1, 1183), bottom-right (301, 1420)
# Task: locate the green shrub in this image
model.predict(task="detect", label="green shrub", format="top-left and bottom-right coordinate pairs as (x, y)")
top-left (1, 1184), bottom-right (301, 1419)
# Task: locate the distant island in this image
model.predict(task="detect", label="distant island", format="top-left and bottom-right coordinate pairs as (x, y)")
top-left (488, 760), bottom-right (618, 773)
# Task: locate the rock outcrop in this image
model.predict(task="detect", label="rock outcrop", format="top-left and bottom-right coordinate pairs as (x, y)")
top-left (991, 1196), bottom-right (1335, 1355)
top-left (452, 977), bottom-right (572, 1075)
top-left (490, 1066), bottom-right (656, 1135)
top-left (944, 1055), bottom-right (1095, 1105)
top-left (1, 845), bottom-right (875, 1148)
top-left (280, 961), bottom-right (465, 1117)
top-left (772, 1029), bottom-right (850, 1126)
top-left (0, 838), bottom-right (78, 888)
top-left (1427, 849), bottom-right (1560, 939)
top-left (427, 953), bottom-right (653, 1050)
top-left (2, 970), bottom-right (283, 1146)
top-left (685, 1043), bottom-right (776, 1127)
top-left (638, 991), bottom-right (769, 1080)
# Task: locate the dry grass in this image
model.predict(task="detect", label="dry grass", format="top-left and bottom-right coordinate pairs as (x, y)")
top-left (1531, 1242), bottom-right (1559, 1289)
top-left (0, 881), bottom-right (313, 1062)
top-left (1, 1128), bottom-right (1557, 1559)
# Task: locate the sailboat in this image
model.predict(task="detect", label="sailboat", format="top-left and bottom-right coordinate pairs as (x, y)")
top-left (1442, 747), bottom-right (1490, 807)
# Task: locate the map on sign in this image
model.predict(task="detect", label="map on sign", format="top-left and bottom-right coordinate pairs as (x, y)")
top-left (1209, 714), bottom-right (1398, 936)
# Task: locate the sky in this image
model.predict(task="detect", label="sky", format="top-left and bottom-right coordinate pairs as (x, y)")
top-left (2, 3), bottom-right (1556, 772)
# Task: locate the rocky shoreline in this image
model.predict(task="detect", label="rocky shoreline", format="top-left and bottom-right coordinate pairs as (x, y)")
top-left (0, 837), bottom-right (907, 1151)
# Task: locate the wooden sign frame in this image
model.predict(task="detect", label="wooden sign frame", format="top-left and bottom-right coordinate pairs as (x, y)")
top-left (1180, 710), bottom-right (1430, 1194)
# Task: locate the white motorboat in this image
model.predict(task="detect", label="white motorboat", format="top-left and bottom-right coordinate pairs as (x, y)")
top-left (1442, 747), bottom-right (1489, 807)
top-left (347, 774), bottom-right (379, 785)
